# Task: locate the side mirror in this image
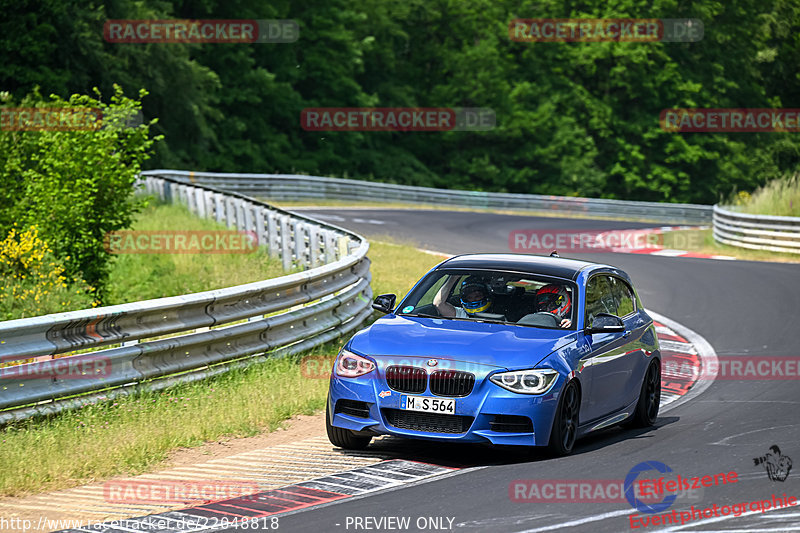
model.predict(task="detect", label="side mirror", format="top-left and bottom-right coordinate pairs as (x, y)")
top-left (372, 294), bottom-right (397, 314)
top-left (586, 313), bottom-right (625, 334)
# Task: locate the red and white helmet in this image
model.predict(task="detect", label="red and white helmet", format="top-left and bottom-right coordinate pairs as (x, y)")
top-left (535, 284), bottom-right (571, 319)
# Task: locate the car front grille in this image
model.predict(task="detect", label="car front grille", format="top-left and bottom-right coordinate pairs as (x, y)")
top-left (335, 399), bottom-right (370, 418)
top-left (490, 414), bottom-right (533, 433)
top-left (385, 365), bottom-right (427, 394)
top-left (382, 408), bottom-right (473, 434)
top-left (429, 370), bottom-right (475, 397)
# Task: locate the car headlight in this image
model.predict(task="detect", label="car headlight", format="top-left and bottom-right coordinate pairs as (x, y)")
top-left (490, 369), bottom-right (559, 394)
top-left (335, 349), bottom-right (375, 378)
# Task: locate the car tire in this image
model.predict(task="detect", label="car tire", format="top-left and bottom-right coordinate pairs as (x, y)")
top-left (326, 403), bottom-right (372, 450)
top-left (625, 360), bottom-right (661, 428)
top-left (547, 380), bottom-right (579, 456)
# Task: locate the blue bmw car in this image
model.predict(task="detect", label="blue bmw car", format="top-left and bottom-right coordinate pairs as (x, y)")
top-left (326, 254), bottom-right (661, 455)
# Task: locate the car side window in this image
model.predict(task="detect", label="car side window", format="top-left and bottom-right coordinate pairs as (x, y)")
top-left (585, 275), bottom-right (616, 327)
top-left (610, 277), bottom-right (636, 317)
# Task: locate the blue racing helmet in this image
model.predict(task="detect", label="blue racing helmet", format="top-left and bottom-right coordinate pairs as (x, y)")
top-left (460, 276), bottom-right (491, 314)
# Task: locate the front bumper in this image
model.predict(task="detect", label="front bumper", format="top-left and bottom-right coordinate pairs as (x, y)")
top-left (328, 359), bottom-right (564, 447)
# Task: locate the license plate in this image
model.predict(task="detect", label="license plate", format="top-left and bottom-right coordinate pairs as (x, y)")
top-left (402, 395), bottom-right (456, 415)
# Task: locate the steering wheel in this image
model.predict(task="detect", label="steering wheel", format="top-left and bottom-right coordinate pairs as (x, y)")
top-left (531, 312), bottom-right (560, 327)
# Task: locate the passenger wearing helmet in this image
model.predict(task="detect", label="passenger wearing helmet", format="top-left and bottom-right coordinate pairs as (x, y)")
top-left (434, 275), bottom-right (492, 318)
top-left (535, 284), bottom-right (572, 328)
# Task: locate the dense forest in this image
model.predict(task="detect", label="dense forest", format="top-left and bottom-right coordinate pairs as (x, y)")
top-left (2, 0), bottom-right (800, 204)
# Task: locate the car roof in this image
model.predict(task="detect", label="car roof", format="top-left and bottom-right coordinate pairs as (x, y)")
top-left (435, 253), bottom-right (614, 281)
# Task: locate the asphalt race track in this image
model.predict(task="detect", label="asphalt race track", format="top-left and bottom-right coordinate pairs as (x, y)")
top-left (238, 208), bottom-right (800, 533)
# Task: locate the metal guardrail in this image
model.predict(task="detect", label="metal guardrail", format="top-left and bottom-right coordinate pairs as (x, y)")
top-left (713, 205), bottom-right (800, 254)
top-left (141, 170), bottom-right (713, 224)
top-left (0, 175), bottom-right (372, 424)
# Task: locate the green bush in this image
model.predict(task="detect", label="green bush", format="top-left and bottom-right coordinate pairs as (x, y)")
top-left (0, 86), bottom-right (161, 299)
top-left (0, 225), bottom-right (97, 320)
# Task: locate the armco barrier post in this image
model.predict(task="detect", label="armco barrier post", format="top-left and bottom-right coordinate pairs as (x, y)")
top-left (338, 236), bottom-right (349, 260)
top-left (280, 215), bottom-right (291, 270)
top-left (243, 202), bottom-right (254, 235)
top-left (294, 221), bottom-right (305, 268)
top-left (267, 214), bottom-right (278, 258)
top-left (225, 196), bottom-right (235, 228)
top-left (213, 193), bottom-right (224, 224)
top-left (325, 231), bottom-right (337, 263)
top-left (255, 210), bottom-right (267, 249)
top-left (309, 225), bottom-right (320, 267)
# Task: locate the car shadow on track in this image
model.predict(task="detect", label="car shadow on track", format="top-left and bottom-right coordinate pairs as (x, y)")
top-left (342, 416), bottom-right (680, 468)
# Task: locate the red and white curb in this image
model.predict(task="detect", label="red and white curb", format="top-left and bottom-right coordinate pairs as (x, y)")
top-left (647, 310), bottom-right (718, 413)
top-left (599, 226), bottom-right (737, 261)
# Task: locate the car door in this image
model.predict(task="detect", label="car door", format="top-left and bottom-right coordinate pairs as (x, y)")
top-left (580, 274), bottom-right (641, 422)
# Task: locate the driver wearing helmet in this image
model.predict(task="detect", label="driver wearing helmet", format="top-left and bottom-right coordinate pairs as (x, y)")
top-left (434, 275), bottom-right (492, 318)
top-left (535, 284), bottom-right (572, 328)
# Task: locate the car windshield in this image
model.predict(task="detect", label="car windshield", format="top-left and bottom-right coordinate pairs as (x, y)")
top-left (397, 269), bottom-right (577, 330)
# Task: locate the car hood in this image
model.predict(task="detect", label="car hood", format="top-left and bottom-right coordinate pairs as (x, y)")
top-left (349, 315), bottom-right (576, 369)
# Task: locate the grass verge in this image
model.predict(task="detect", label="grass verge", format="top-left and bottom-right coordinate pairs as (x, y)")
top-left (0, 239), bottom-right (443, 497)
top-left (729, 173), bottom-right (800, 217)
top-left (105, 200), bottom-right (288, 305)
